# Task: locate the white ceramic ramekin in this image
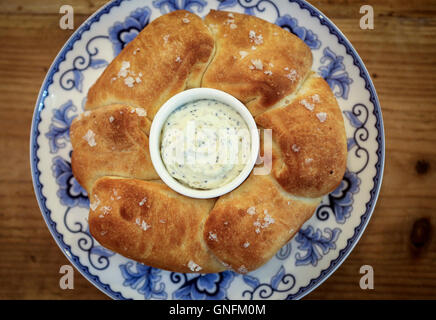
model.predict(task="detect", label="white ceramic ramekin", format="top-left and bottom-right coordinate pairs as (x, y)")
top-left (149, 88), bottom-right (259, 199)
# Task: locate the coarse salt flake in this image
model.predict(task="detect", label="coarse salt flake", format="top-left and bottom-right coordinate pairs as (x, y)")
top-left (316, 112), bottom-right (327, 123)
top-left (112, 188), bottom-right (121, 200)
top-left (109, 116), bottom-right (114, 123)
top-left (182, 18), bottom-right (190, 23)
top-left (300, 99), bottom-right (314, 111)
top-left (249, 30), bottom-right (263, 45)
top-left (292, 144), bottom-right (300, 152)
top-left (238, 265), bottom-right (248, 274)
top-left (247, 206), bottom-right (256, 215)
top-left (286, 69), bottom-right (298, 82)
top-left (239, 51), bottom-right (248, 59)
top-left (262, 213), bottom-right (275, 228)
top-left (251, 59), bottom-right (263, 70)
top-left (124, 76), bottom-right (135, 87)
top-left (83, 129), bottom-right (96, 147)
top-left (312, 94), bottom-right (320, 103)
top-left (243, 242), bottom-right (250, 248)
top-left (90, 195), bottom-right (100, 211)
top-left (139, 197), bottom-right (147, 206)
top-left (209, 232), bottom-right (218, 241)
top-left (100, 206), bottom-right (111, 215)
top-left (135, 217), bottom-right (150, 231)
top-left (135, 108), bottom-right (147, 117)
top-left (188, 260), bottom-right (202, 272)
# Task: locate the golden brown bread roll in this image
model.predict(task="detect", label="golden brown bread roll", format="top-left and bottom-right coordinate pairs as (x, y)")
top-left (85, 10), bottom-right (215, 119)
top-left (70, 10), bottom-right (348, 274)
top-left (255, 72), bottom-right (347, 198)
top-left (203, 173), bottom-right (321, 272)
top-left (202, 10), bottom-right (313, 117)
top-left (89, 177), bottom-right (225, 273)
top-left (70, 104), bottom-right (158, 193)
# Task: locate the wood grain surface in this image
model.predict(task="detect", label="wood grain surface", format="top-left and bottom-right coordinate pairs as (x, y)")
top-left (0, 0), bottom-right (435, 300)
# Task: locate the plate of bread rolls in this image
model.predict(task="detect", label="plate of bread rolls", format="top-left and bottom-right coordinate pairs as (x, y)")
top-left (30, 0), bottom-right (384, 300)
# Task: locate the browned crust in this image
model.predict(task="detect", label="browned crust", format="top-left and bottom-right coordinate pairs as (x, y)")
top-left (89, 177), bottom-right (225, 273)
top-left (202, 10), bottom-right (313, 116)
top-left (70, 104), bottom-right (158, 193)
top-left (203, 173), bottom-right (320, 272)
top-left (255, 73), bottom-right (347, 198)
top-left (85, 10), bottom-right (215, 119)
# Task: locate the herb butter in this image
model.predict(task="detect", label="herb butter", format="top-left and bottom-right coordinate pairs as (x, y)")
top-left (160, 99), bottom-right (251, 190)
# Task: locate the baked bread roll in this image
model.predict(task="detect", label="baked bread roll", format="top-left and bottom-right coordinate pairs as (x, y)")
top-left (255, 72), bottom-right (347, 198)
top-left (70, 104), bottom-right (158, 193)
top-left (203, 173), bottom-right (321, 272)
top-left (89, 177), bottom-right (225, 273)
top-left (70, 10), bottom-right (348, 274)
top-left (202, 10), bottom-right (313, 116)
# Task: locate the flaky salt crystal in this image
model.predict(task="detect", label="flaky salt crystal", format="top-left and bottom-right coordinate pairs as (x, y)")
top-left (286, 69), bottom-right (298, 82)
top-left (209, 232), bottom-right (218, 241)
top-left (300, 99), bottom-right (314, 111)
top-left (188, 260), bottom-right (202, 272)
top-left (83, 129), bottom-right (96, 147)
top-left (316, 112), bottom-right (327, 123)
top-left (90, 194), bottom-right (100, 211)
top-left (139, 197), bottom-right (147, 206)
top-left (238, 265), bottom-right (248, 274)
top-left (135, 108), bottom-right (147, 117)
top-left (124, 76), bottom-right (135, 87)
top-left (247, 206), bottom-right (256, 215)
top-left (312, 94), bottom-right (320, 103)
top-left (251, 59), bottom-right (263, 70)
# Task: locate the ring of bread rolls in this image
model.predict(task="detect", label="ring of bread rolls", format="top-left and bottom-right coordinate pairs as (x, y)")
top-left (70, 10), bottom-right (347, 274)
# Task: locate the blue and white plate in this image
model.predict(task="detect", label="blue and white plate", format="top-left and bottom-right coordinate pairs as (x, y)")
top-left (30, 0), bottom-right (384, 300)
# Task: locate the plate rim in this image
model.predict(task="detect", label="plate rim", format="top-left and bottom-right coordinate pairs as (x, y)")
top-left (29, 0), bottom-right (385, 300)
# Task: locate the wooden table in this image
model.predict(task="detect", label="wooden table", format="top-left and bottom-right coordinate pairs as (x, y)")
top-left (0, 0), bottom-right (435, 300)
